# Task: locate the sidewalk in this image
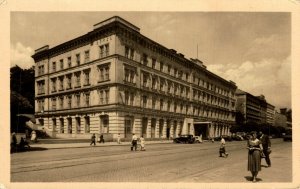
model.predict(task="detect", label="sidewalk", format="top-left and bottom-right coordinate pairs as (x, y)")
top-left (29, 139), bottom-right (174, 150)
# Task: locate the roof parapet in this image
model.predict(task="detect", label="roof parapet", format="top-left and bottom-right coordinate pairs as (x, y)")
top-left (190, 58), bottom-right (206, 69)
top-left (34, 45), bottom-right (49, 54)
top-left (93, 16), bottom-right (140, 32)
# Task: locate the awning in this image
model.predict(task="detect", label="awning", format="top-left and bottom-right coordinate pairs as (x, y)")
top-left (17, 114), bottom-right (36, 123)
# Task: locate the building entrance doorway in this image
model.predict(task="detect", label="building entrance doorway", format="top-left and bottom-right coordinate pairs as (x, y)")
top-left (166, 120), bottom-right (171, 139)
top-left (194, 122), bottom-right (210, 139)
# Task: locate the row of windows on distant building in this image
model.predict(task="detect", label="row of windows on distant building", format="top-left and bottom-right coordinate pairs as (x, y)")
top-left (36, 64), bottom-right (110, 95)
top-left (125, 45), bottom-right (234, 98)
top-left (36, 43), bottom-right (233, 98)
top-left (37, 44), bottom-right (109, 76)
top-left (37, 88), bottom-right (109, 112)
top-left (37, 89), bottom-right (232, 120)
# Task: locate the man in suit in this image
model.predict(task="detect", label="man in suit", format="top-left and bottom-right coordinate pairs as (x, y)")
top-left (259, 131), bottom-right (271, 167)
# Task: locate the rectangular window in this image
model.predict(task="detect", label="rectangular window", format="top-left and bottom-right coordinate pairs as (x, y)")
top-left (52, 98), bottom-right (56, 110)
top-left (125, 46), bottom-right (129, 58)
top-left (59, 77), bottom-right (64, 91)
top-left (152, 97), bottom-right (156, 109)
top-left (142, 95), bottom-right (147, 108)
top-left (85, 93), bottom-right (90, 107)
top-left (60, 59), bottom-right (64, 70)
top-left (68, 57), bottom-right (72, 68)
top-left (168, 65), bottom-right (171, 74)
top-left (130, 48), bottom-right (134, 60)
top-left (37, 80), bottom-right (45, 94)
top-left (67, 74), bottom-right (72, 89)
top-left (98, 64), bottom-right (110, 82)
top-left (59, 97), bottom-right (64, 109)
top-left (152, 58), bottom-right (156, 69)
top-left (99, 44), bottom-right (109, 58)
top-left (52, 79), bottom-right (57, 92)
top-left (142, 73), bottom-right (148, 88)
top-left (85, 116), bottom-right (90, 133)
top-left (160, 99), bottom-right (163, 111)
top-left (160, 62), bottom-right (164, 72)
top-left (125, 91), bottom-right (129, 105)
top-left (152, 77), bottom-right (157, 90)
top-left (105, 89), bottom-right (109, 104)
top-left (174, 68), bottom-right (178, 77)
top-left (76, 53), bottom-right (80, 66)
top-left (160, 79), bottom-right (164, 91)
top-left (84, 70), bottom-right (90, 85)
top-left (142, 54), bottom-right (148, 65)
top-left (130, 92), bottom-right (134, 106)
top-left (167, 101), bottom-right (171, 111)
top-left (105, 44), bottom-right (109, 56)
top-left (99, 91), bottom-right (104, 105)
top-left (68, 96), bottom-right (72, 109)
top-left (76, 94), bottom-right (80, 107)
top-left (84, 50), bottom-right (90, 63)
top-left (52, 62), bottom-right (56, 72)
top-left (75, 72), bottom-right (81, 87)
top-left (105, 67), bottom-right (109, 81)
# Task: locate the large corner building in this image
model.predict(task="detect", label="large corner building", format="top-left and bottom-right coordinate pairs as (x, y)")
top-left (32, 16), bottom-right (237, 140)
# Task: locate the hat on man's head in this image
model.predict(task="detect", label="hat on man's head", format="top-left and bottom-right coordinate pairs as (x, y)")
top-left (250, 131), bottom-right (257, 135)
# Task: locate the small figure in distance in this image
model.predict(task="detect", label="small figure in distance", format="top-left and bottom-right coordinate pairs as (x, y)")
top-left (117, 133), bottom-right (121, 144)
top-left (90, 133), bottom-right (96, 146)
top-left (131, 133), bottom-right (138, 151)
top-left (219, 136), bottom-right (229, 158)
top-left (140, 135), bottom-right (146, 151)
top-left (19, 137), bottom-right (31, 150)
top-left (99, 134), bottom-right (105, 143)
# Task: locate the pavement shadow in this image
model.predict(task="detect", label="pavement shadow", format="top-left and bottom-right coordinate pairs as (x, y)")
top-left (244, 176), bottom-right (263, 182)
top-left (11, 147), bottom-right (48, 153)
top-left (261, 165), bottom-right (268, 168)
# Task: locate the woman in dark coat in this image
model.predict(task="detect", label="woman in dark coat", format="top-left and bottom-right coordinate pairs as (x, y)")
top-left (247, 131), bottom-right (262, 182)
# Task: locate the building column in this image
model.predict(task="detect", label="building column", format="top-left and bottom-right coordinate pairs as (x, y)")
top-left (155, 118), bottom-right (160, 138)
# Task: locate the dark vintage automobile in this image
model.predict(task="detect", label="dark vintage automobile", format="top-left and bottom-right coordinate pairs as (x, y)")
top-left (214, 135), bottom-right (232, 142)
top-left (173, 134), bottom-right (195, 144)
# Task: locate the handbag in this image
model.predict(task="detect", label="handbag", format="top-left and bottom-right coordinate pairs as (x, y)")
top-left (261, 151), bottom-right (266, 158)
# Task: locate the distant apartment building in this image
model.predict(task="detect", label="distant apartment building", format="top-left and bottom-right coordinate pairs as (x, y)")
top-left (274, 111), bottom-right (287, 128)
top-left (266, 103), bottom-right (275, 126)
top-left (236, 89), bottom-right (274, 124)
top-left (32, 16), bottom-right (237, 139)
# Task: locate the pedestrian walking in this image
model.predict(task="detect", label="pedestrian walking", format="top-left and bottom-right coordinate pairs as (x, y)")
top-left (131, 133), bottom-right (138, 151)
top-left (247, 131), bottom-right (262, 182)
top-left (99, 134), bottom-right (105, 143)
top-left (11, 132), bottom-right (17, 152)
top-left (90, 133), bottom-right (96, 146)
top-left (30, 130), bottom-right (37, 143)
top-left (259, 131), bottom-right (271, 167)
top-left (140, 135), bottom-right (146, 151)
top-left (219, 136), bottom-right (228, 157)
top-left (117, 133), bottom-right (121, 144)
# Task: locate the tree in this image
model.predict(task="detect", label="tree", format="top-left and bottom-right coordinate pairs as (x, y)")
top-left (10, 65), bottom-right (35, 132)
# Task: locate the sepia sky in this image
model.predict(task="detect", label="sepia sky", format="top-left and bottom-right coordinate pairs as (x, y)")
top-left (10, 12), bottom-right (291, 109)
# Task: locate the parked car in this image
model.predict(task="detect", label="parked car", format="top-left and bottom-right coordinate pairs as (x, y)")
top-left (214, 135), bottom-right (232, 142)
top-left (231, 135), bottom-right (244, 141)
top-left (173, 134), bottom-right (195, 144)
